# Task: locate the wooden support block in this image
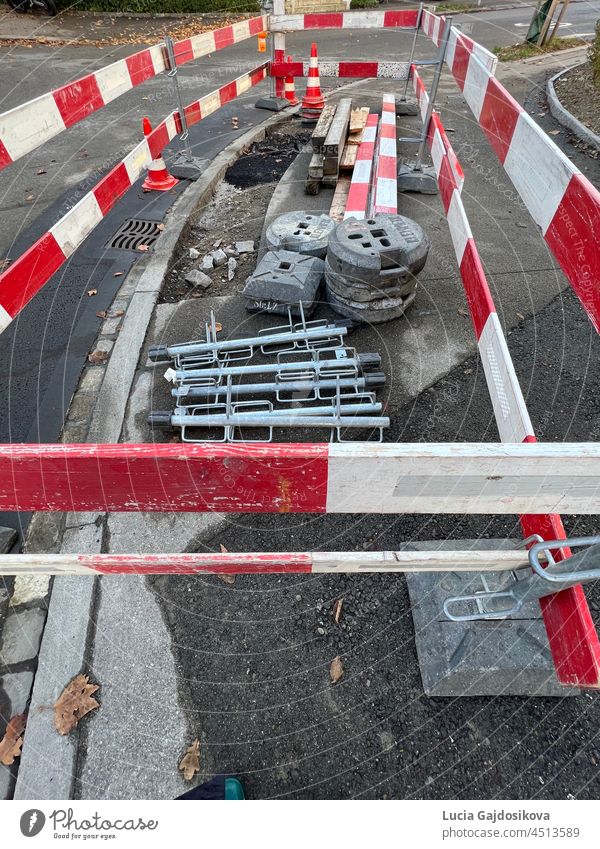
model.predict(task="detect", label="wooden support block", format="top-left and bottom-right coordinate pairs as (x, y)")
top-left (340, 143), bottom-right (358, 172)
top-left (311, 103), bottom-right (337, 153)
top-left (323, 98), bottom-right (352, 159)
top-left (323, 156), bottom-right (339, 176)
top-left (304, 177), bottom-right (321, 196)
top-left (308, 152), bottom-right (324, 180)
top-left (322, 175), bottom-right (338, 188)
top-left (329, 176), bottom-right (352, 221)
top-left (349, 106), bottom-right (369, 135)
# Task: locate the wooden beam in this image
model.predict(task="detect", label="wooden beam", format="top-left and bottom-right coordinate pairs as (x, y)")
top-left (329, 176), bottom-right (352, 220)
top-left (311, 103), bottom-right (336, 153)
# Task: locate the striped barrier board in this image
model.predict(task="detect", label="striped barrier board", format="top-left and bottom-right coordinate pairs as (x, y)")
top-left (0, 65), bottom-right (268, 336)
top-left (0, 443), bottom-right (599, 515)
top-left (421, 11), bottom-right (498, 74)
top-left (344, 113), bottom-right (378, 220)
top-left (271, 60), bottom-right (410, 81)
top-left (270, 9), bottom-right (418, 32)
top-left (0, 15), bottom-right (268, 172)
top-left (0, 549), bottom-right (540, 577)
top-left (420, 14), bottom-right (600, 333)
top-left (424, 97), bottom-right (600, 689)
top-left (373, 94), bottom-right (397, 215)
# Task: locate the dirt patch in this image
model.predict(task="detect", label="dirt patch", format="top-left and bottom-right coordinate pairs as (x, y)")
top-left (161, 124), bottom-right (310, 303)
top-left (554, 61), bottom-right (600, 138)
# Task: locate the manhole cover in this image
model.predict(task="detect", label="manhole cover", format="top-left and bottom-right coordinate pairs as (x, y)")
top-left (107, 219), bottom-right (162, 251)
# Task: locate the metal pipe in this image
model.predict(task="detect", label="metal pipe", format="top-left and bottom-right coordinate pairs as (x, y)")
top-left (171, 401), bottom-right (383, 422)
top-left (173, 373), bottom-right (385, 400)
top-left (414, 16), bottom-right (452, 169)
top-left (149, 321), bottom-right (351, 362)
top-left (171, 353), bottom-right (381, 383)
top-left (401, 2), bottom-right (424, 100)
top-left (164, 413), bottom-right (389, 429)
top-left (164, 35), bottom-right (194, 163)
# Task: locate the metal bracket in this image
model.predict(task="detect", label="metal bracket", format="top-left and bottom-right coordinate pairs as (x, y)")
top-left (443, 535), bottom-right (600, 621)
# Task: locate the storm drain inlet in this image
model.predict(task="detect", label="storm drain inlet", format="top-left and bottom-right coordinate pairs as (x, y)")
top-left (107, 219), bottom-right (162, 251)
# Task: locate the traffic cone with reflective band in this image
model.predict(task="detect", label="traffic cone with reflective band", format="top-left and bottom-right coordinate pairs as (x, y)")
top-left (284, 56), bottom-right (299, 107)
top-left (141, 118), bottom-right (178, 193)
top-left (301, 42), bottom-right (324, 124)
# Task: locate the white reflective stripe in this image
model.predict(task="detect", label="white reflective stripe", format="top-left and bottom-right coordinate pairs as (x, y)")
top-left (478, 313), bottom-right (533, 443)
top-left (0, 304), bottom-right (12, 334)
top-left (0, 93), bottom-right (65, 161)
top-left (462, 53), bottom-right (491, 121)
top-left (446, 189), bottom-right (471, 265)
top-left (237, 74), bottom-right (252, 96)
top-left (352, 159), bottom-right (372, 183)
top-left (325, 443), bottom-right (599, 514)
top-left (274, 31), bottom-right (286, 51)
top-left (312, 549), bottom-right (531, 573)
top-left (270, 14), bottom-right (303, 31)
top-left (503, 111), bottom-right (578, 234)
top-left (190, 31), bottom-right (217, 59)
top-left (374, 177), bottom-right (397, 210)
top-left (362, 125), bottom-right (377, 144)
top-left (148, 43), bottom-right (167, 75)
top-left (379, 136), bottom-right (396, 158)
top-left (163, 113), bottom-right (179, 141)
top-left (445, 26), bottom-right (458, 71)
top-left (432, 17), bottom-right (441, 46)
top-left (419, 88), bottom-right (429, 121)
top-left (343, 11), bottom-right (385, 28)
top-left (201, 91), bottom-right (222, 117)
top-left (430, 128), bottom-right (445, 176)
top-left (232, 20), bottom-right (251, 41)
top-left (123, 138), bottom-right (152, 184)
top-left (50, 193), bottom-right (103, 258)
top-left (95, 59), bottom-right (132, 104)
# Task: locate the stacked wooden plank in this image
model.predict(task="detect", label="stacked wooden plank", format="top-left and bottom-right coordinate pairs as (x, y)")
top-left (305, 99), bottom-right (353, 195)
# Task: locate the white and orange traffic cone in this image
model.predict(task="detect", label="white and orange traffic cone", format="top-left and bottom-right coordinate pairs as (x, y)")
top-left (141, 118), bottom-right (178, 193)
top-left (301, 42), bottom-right (325, 125)
top-left (284, 56), bottom-right (299, 107)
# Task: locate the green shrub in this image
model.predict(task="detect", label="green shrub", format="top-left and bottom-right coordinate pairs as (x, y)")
top-left (590, 20), bottom-right (600, 86)
top-left (350, 0), bottom-right (378, 9)
top-left (55, 0), bottom-right (259, 12)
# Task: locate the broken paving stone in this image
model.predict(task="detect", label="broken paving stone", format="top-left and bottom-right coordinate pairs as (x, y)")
top-left (224, 246), bottom-right (238, 257)
top-left (189, 248), bottom-right (200, 260)
top-left (185, 270), bottom-right (212, 289)
top-left (212, 249), bottom-right (227, 267)
top-left (235, 240), bottom-right (255, 254)
top-left (201, 255), bottom-right (214, 270)
top-left (227, 257), bottom-right (237, 281)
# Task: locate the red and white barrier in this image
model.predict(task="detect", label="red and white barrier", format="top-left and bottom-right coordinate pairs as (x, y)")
top-left (270, 9), bottom-right (418, 32)
top-left (344, 113), bottom-right (378, 220)
top-left (0, 65), bottom-right (268, 336)
top-left (373, 94), bottom-right (397, 215)
top-left (421, 14), bottom-right (600, 333)
top-left (0, 15), bottom-right (268, 171)
top-left (413, 67), bottom-right (464, 192)
top-left (0, 442), bottom-right (598, 515)
top-left (0, 548), bottom-right (538, 577)
top-left (423, 89), bottom-right (600, 689)
top-left (270, 60), bottom-right (410, 81)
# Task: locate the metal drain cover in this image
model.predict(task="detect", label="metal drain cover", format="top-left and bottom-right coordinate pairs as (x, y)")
top-left (108, 219), bottom-right (162, 251)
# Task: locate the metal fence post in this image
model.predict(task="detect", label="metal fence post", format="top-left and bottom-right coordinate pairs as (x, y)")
top-left (401, 2), bottom-right (424, 102)
top-left (414, 16), bottom-right (452, 170)
top-left (163, 34), bottom-right (208, 180)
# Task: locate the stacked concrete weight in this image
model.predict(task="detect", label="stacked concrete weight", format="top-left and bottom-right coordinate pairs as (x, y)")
top-left (325, 215), bottom-right (430, 323)
top-left (243, 212), bottom-right (335, 316)
top-left (265, 211), bottom-right (335, 259)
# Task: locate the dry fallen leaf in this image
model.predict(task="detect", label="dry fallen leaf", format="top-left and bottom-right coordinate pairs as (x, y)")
top-left (179, 738), bottom-right (200, 781)
top-left (137, 244), bottom-right (150, 252)
top-left (88, 350), bottom-right (108, 365)
top-left (215, 322), bottom-right (222, 332)
top-left (333, 598), bottom-right (343, 625)
top-left (96, 310), bottom-right (107, 319)
top-left (157, 223), bottom-right (165, 231)
top-left (0, 259), bottom-right (10, 271)
top-left (87, 289), bottom-right (97, 297)
top-left (37, 169), bottom-right (47, 175)
top-left (216, 544), bottom-right (235, 583)
top-left (458, 307), bottom-right (469, 317)
top-left (113, 309), bottom-right (125, 317)
top-left (25, 195), bottom-right (34, 203)
top-left (54, 674), bottom-right (100, 735)
top-left (516, 312), bottom-right (525, 321)
top-left (548, 129), bottom-right (560, 136)
top-left (0, 714), bottom-right (26, 765)
top-left (114, 271), bottom-right (124, 277)
top-left (330, 656), bottom-right (344, 684)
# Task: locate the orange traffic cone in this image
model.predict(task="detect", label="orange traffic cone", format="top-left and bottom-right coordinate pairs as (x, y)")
top-left (142, 118), bottom-right (178, 193)
top-left (301, 42), bottom-right (325, 124)
top-left (284, 56), bottom-right (299, 107)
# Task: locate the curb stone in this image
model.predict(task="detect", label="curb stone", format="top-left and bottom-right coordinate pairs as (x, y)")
top-left (546, 64), bottom-right (600, 153)
top-left (12, 106), bottom-right (299, 802)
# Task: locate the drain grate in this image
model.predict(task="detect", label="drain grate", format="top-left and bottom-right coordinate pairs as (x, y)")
top-left (107, 219), bottom-right (162, 251)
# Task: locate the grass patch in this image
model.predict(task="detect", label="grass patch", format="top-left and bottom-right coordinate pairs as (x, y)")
top-left (350, 0), bottom-right (379, 8)
top-left (434, 3), bottom-right (476, 13)
top-left (494, 36), bottom-right (587, 62)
